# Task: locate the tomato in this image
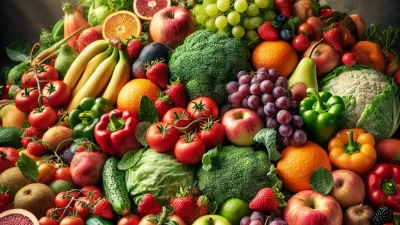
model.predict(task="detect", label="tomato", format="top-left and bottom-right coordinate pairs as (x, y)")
top-left (162, 108), bottom-right (192, 127)
top-left (54, 167), bottom-right (73, 182)
top-left (46, 207), bottom-right (66, 220)
top-left (28, 106), bottom-right (58, 129)
top-left (118, 214), bottom-right (141, 225)
top-left (146, 122), bottom-right (182, 153)
top-left (55, 191), bottom-right (79, 208)
top-left (60, 216), bottom-right (84, 225)
top-left (292, 35), bottom-right (311, 52)
top-left (138, 214), bottom-right (186, 225)
top-left (42, 81), bottom-right (71, 108)
top-left (74, 200), bottom-right (91, 220)
top-left (174, 136), bottom-right (206, 164)
top-left (39, 216), bottom-right (59, 225)
top-left (14, 88), bottom-right (40, 113)
top-left (297, 23), bottom-right (315, 38)
top-left (0, 147), bottom-right (19, 173)
top-left (342, 52), bottom-right (357, 66)
top-left (21, 64), bottom-right (59, 89)
top-left (187, 97), bottom-right (219, 120)
top-left (80, 186), bottom-right (103, 202)
top-left (38, 163), bottom-right (56, 184)
top-left (197, 122), bottom-right (226, 149)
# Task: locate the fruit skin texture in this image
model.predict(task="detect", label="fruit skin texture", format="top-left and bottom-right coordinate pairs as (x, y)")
top-left (372, 206), bottom-right (393, 225)
top-left (70, 151), bottom-right (107, 187)
top-left (77, 26), bottom-right (102, 53)
top-left (284, 190), bottom-right (343, 225)
top-left (0, 186), bottom-right (13, 213)
top-left (342, 53), bottom-right (357, 67)
top-left (274, 0), bottom-right (294, 18)
top-left (343, 204), bottom-right (374, 225)
top-left (154, 97), bottom-right (172, 119)
top-left (249, 188), bottom-right (280, 212)
top-left (323, 26), bottom-right (343, 53)
top-left (350, 41), bottom-right (386, 73)
top-left (165, 81), bottom-right (187, 108)
top-left (258, 22), bottom-right (279, 41)
top-left (93, 199), bottom-right (114, 220)
top-left (192, 215), bottom-right (231, 225)
top-left (0, 209), bottom-right (39, 225)
top-left (375, 138), bottom-right (400, 164)
top-left (277, 141), bottom-right (332, 192)
top-left (146, 61), bottom-right (169, 89)
top-left (27, 141), bottom-right (47, 157)
top-left (170, 196), bottom-right (200, 224)
top-left (303, 41), bottom-right (341, 77)
top-left (138, 193), bottom-right (162, 216)
top-left (329, 170), bottom-right (365, 209)
top-left (127, 39), bottom-right (143, 59)
top-left (0, 147), bottom-right (19, 174)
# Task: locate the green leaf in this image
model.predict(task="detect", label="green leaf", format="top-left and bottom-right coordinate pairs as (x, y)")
top-left (310, 166), bottom-right (334, 195)
top-left (5, 42), bottom-right (30, 62)
top-left (254, 128), bottom-right (281, 161)
top-left (135, 121), bottom-right (151, 146)
top-left (118, 149), bottom-right (143, 170)
top-left (201, 147), bottom-right (219, 171)
top-left (311, 2), bottom-right (321, 16)
top-left (139, 96), bottom-right (158, 123)
top-left (16, 153), bottom-right (39, 181)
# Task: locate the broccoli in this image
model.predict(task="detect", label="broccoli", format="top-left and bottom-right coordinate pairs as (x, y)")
top-left (197, 145), bottom-right (280, 206)
top-left (169, 30), bottom-right (251, 104)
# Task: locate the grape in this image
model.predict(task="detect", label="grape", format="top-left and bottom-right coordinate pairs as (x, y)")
top-left (282, 136), bottom-right (291, 146)
top-left (226, 81), bottom-right (240, 94)
top-left (242, 96), bottom-right (249, 108)
top-left (215, 15), bottom-right (228, 29)
top-left (286, 89), bottom-right (292, 101)
top-left (257, 67), bottom-right (268, 73)
top-left (250, 16), bottom-right (264, 29)
top-left (262, 93), bottom-right (274, 104)
top-left (240, 217), bottom-right (251, 225)
top-left (291, 129), bottom-right (307, 146)
top-left (238, 84), bottom-right (250, 96)
top-left (250, 221), bottom-right (263, 225)
top-left (246, 4), bottom-right (259, 16)
top-left (250, 83), bottom-right (261, 95)
top-left (232, 101), bottom-right (242, 108)
top-left (203, 0), bottom-right (215, 5)
top-left (257, 71), bottom-right (269, 82)
top-left (193, 5), bottom-right (206, 15)
top-left (291, 115), bottom-right (303, 128)
top-left (206, 4), bottom-right (219, 17)
top-left (268, 68), bottom-right (279, 81)
top-left (274, 76), bottom-right (288, 89)
top-left (234, 0), bottom-right (248, 13)
top-left (218, 26), bottom-right (231, 34)
top-left (269, 221), bottom-right (288, 225)
top-left (196, 14), bottom-right (210, 24)
top-left (264, 102), bottom-right (277, 117)
top-left (276, 15), bottom-right (286, 23)
top-left (266, 117), bottom-right (279, 128)
top-left (242, 17), bottom-right (253, 30)
top-left (216, 0), bottom-right (230, 12)
top-left (279, 124), bottom-right (293, 137)
top-left (228, 11), bottom-right (241, 26)
top-left (245, 30), bottom-right (259, 43)
top-left (255, 0), bottom-right (268, 8)
top-left (239, 75), bottom-right (251, 85)
top-left (257, 106), bottom-right (266, 117)
top-left (248, 95), bottom-right (261, 109)
top-left (280, 29), bottom-right (293, 41)
top-left (232, 25), bottom-right (246, 38)
top-left (271, 216), bottom-right (286, 222)
top-left (250, 211), bottom-right (265, 223)
top-left (289, 101), bottom-right (298, 114)
top-left (251, 77), bottom-right (259, 85)
top-left (272, 87), bottom-right (286, 99)
top-left (263, 10), bottom-right (276, 21)
top-left (277, 110), bottom-right (292, 125)
top-left (237, 71), bottom-right (250, 79)
top-left (275, 96), bottom-right (291, 109)
top-left (205, 17), bottom-right (218, 31)
top-left (230, 92), bottom-right (244, 103)
top-left (260, 80), bottom-right (274, 94)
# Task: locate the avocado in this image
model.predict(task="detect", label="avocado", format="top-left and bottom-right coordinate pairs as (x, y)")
top-left (0, 127), bottom-right (23, 148)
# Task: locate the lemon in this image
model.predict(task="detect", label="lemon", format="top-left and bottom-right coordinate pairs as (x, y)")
top-left (218, 198), bottom-right (251, 225)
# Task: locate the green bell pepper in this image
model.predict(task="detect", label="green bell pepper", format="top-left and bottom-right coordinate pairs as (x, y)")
top-left (299, 88), bottom-right (346, 147)
top-left (68, 97), bottom-right (114, 141)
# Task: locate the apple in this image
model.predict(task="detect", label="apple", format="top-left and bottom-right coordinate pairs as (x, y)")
top-left (303, 41), bottom-right (341, 77)
top-left (394, 69), bottom-right (400, 86)
top-left (329, 170), bottom-right (365, 209)
top-left (149, 6), bottom-right (196, 48)
top-left (221, 108), bottom-right (264, 147)
top-left (284, 190), bottom-right (342, 225)
top-left (306, 17), bottom-right (325, 41)
top-left (343, 204), bottom-right (374, 225)
top-left (192, 215), bottom-right (231, 225)
top-left (350, 14), bottom-right (367, 39)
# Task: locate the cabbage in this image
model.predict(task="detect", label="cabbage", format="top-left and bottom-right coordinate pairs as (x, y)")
top-left (86, 0), bottom-right (133, 26)
top-left (125, 149), bottom-right (195, 204)
top-left (321, 65), bottom-right (400, 140)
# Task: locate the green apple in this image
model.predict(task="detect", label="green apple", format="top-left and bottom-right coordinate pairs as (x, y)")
top-left (192, 215), bottom-right (232, 225)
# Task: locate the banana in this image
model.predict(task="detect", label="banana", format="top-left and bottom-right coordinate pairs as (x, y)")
top-left (72, 45), bottom-right (114, 97)
top-left (102, 50), bottom-right (131, 105)
top-left (67, 48), bottom-right (119, 112)
top-left (63, 39), bottom-right (110, 90)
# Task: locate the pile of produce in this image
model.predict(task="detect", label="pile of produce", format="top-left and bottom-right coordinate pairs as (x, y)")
top-left (1, 0), bottom-right (400, 224)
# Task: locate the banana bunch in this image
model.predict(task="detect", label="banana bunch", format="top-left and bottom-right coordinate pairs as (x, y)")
top-left (64, 39), bottom-right (131, 112)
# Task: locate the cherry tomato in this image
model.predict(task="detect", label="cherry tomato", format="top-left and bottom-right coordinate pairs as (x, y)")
top-left (342, 52), bottom-right (357, 66)
top-left (39, 216), bottom-right (59, 225)
top-left (292, 35), bottom-right (311, 52)
top-left (41, 81), bottom-right (71, 108)
top-left (174, 136), bottom-right (206, 164)
top-left (187, 97), bottom-right (219, 120)
top-left (38, 163), bottom-right (56, 184)
top-left (297, 23), bottom-right (315, 38)
top-left (28, 106), bottom-right (58, 129)
top-left (0, 147), bottom-right (19, 173)
top-left (54, 167), bottom-right (73, 182)
top-left (146, 122), bottom-right (182, 153)
top-left (118, 214), bottom-right (141, 225)
top-left (74, 200), bottom-right (91, 220)
top-left (14, 88), bottom-right (40, 113)
top-left (46, 207), bottom-right (66, 220)
top-left (197, 122), bottom-right (226, 149)
top-left (80, 186), bottom-right (103, 202)
top-left (55, 191), bottom-right (79, 208)
top-left (21, 65), bottom-right (59, 89)
top-left (60, 216), bottom-right (84, 225)
top-left (162, 108), bottom-right (192, 127)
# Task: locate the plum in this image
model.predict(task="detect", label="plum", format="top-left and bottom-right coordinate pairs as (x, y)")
top-left (70, 151), bottom-right (106, 187)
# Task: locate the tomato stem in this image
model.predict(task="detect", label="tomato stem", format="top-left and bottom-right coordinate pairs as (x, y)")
top-left (33, 66), bottom-right (44, 111)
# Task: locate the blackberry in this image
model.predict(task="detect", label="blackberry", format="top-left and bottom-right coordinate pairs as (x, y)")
top-left (373, 206), bottom-right (393, 225)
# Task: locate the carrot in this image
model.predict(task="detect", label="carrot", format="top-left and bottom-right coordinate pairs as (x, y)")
top-left (350, 41), bottom-right (386, 73)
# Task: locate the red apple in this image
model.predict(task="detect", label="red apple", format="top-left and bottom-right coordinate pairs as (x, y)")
top-left (284, 190), bottom-right (343, 225)
top-left (329, 170), bottom-right (365, 209)
top-left (149, 6), bottom-right (196, 48)
top-left (343, 204), bottom-right (374, 225)
top-left (306, 17), bottom-right (325, 41)
top-left (221, 108), bottom-right (264, 147)
top-left (303, 41), bottom-right (341, 77)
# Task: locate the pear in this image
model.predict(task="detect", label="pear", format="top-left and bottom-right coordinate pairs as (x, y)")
top-left (54, 44), bottom-right (79, 79)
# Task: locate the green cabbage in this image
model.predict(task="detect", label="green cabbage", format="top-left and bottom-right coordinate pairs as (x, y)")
top-left (125, 149), bottom-right (195, 204)
top-left (86, 0), bottom-right (133, 26)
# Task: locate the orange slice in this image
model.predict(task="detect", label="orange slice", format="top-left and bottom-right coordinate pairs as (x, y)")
top-left (102, 10), bottom-right (142, 42)
top-left (133, 0), bottom-right (171, 20)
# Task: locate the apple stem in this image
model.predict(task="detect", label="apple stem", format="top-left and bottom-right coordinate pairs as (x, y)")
top-left (344, 131), bottom-right (361, 154)
top-left (308, 38), bottom-right (325, 58)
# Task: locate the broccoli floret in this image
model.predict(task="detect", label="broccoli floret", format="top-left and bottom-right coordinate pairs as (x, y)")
top-left (169, 30), bottom-right (250, 104)
top-left (197, 145), bottom-right (280, 206)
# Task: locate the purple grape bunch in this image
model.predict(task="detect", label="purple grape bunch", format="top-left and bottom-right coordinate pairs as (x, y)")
top-left (226, 68), bottom-right (307, 147)
top-left (240, 212), bottom-right (288, 225)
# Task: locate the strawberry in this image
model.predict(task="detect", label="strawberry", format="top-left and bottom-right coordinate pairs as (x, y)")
top-left (0, 185), bottom-right (13, 213)
top-left (170, 196), bottom-right (200, 224)
top-left (127, 39), bottom-right (143, 59)
top-left (165, 81), bottom-right (186, 108)
top-left (23, 126), bottom-right (44, 138)
top-left (258, 22), bottom-right (279, 41)
top-left (145, 60), bottom-right (169, 89)
top-left (21, 137), bottom-right (32, 149)
top-left (26, 141), bottom-right (47, 157)
top-left (249, 187), bottom-right (286, 212)
top-left (155, 92), bottom-right (173, 119)
top-left (93, 199), bottom-right (114, 220)
top-left (196, 195), bottom-right (209, 216)
top-left (323, 24), bottom-right (343, 53)
top-left (274, 0), bottom-right (294, 18)
top-left (137, 194), bottom-right (162, 216)
top-left (318, 8), bottom-right (335, 18)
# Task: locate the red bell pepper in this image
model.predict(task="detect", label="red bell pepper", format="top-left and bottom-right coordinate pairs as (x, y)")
top-left (366, 163), bottom-right (400, 211)
top-left (0, 147), bottom-right (20, 173)
top-left (94, 109), bottom-right (141, 158)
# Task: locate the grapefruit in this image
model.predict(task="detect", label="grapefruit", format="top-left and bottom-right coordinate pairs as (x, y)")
top-left (0, 209), bottom-right (39, 225)
top-left (134, 0), bottom-right (171, 20)
top-left (102, 10), bottom-right (142, 42)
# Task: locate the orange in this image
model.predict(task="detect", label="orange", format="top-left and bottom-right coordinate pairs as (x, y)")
top-left (117, 78), bottom-right (160, 115)
top-left (102, 10), bottom-right (142, 42)
top-left (277, 141), bottom-right (332, 193)
top-left (252, 40), bottom-right (298, 77)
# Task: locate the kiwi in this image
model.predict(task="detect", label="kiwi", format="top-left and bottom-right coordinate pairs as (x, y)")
top-left (14, 183), bottom-right (55, 218)
top-left (0, 167), bottom-right (34, 196)
top-left (42, 126), bottom-right (74, 152)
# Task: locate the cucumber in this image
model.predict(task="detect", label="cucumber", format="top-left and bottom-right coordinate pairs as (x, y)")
top-left (102, 157), bottom-right (131, 215)
top-left (85, 216), bottom-right (113, 225)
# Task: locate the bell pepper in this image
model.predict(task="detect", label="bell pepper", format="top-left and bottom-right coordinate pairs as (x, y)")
top-left (0, 147), bottom-right (20, 173)
top-left (328, 128), bottom-right (377, 175)
top-left (299, 88), bottom-right (346, 146)
top-left (68, 97), bottom-right (114, 141)
top-left (94, 109), bottom-right (141, 158)
top-left (366, 163), bottom-right (400, 211)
